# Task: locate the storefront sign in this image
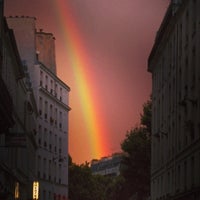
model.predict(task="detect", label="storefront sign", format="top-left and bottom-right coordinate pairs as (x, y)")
top-left (33, 181), bottom-right (39, 200)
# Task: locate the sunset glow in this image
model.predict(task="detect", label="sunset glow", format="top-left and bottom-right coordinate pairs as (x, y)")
top-left (5, 0), bottom-right (169, 164)
top-left (53, 0), bottom-right (109, 160)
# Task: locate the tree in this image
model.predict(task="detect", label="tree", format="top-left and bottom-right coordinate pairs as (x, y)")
top-left (121, 127), bottom-right (151, 199)
top-left (140, 97), bottom-right (152, 135)
top-left (69, 162), bottom-right (94, 200)
top-left (120, 98), bottom-right (152, 200)
top-left (68, 161), bottom-right (122, 200)
top-left (68, 154), bottom-right (72, 166)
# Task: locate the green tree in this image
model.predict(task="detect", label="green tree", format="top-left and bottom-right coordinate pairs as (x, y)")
top-left (121, 127), bottom-right (151, 199)
top-left (69, 162), bottom-right (94, 200)
top-left (68, 154), bottom-right (72, 166)
top-left (105, 175), bottom-right (126, 200)
top-left (93, 174), bottom-right (125, 200)
top-left (140, 97), bottom-right (152, 135)
top-left (69, 161), bottom-right (121, 200)
top-left (120, 98), bottom-right (152, 200)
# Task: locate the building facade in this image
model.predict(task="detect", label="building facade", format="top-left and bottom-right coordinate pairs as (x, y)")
top-left (148, 0), bottom-right (200, 200)
top-left (7, 16), bottom-right (71, 200)
top-left (0, 1), bottom-right (38, 199)
top-left (0, 0), bottom-right (14, 136)
top-left (34, 61), bottom-right (70, 200)
top-left (91, 153), bottom-right (123, 177)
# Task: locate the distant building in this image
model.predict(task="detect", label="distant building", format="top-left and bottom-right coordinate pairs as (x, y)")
top-left (7, 16), bottom-right (71, 200)
top-left (91, 153), bottom-right (123, 177)
top-left (148, 1), bottom-right (200, 200)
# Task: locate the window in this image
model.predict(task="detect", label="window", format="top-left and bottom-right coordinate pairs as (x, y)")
top-left (49, 159), bottom-right (52, 180)
top-left (55, 108), bottom-right (57, 125)
top-left (49, 192), bottom-right (51, 200)
top-left (55, 135), bottom-right (57, 153)
top-left (44, 128), bottom-right (47, 147)
top-left (45, 75), bottom-right (48, 90)
top-left (60, 87), bottom-right (62, 101)
top-left (50, 80), bottom-right (53, 94)
top-left (39, 97), bottom-right (43, 115)
top-left (38, 156), bottom-right (41, 178)
top-left (43, 158), bottom-right (47, 179)
top-left (192, 0), bottom-right (196, 35)
top-left (43, 190), bottom-right (46, 200)
top-left (184, 161), bottom-right (187, 189)
top-left (167, 171), bottom-right (170, 193)
top-left (59, 123), bottom-right (62, 129)
top-left (179, 23), bottom-right (182, 57)
top-left (177, 165), bottom-right (180, 191)
top-left (50, 104), bottom-right (53, 124)
top-left (198, 123), bottom-right (200, 138)
top-left (49, 131), bottom-right (52, 150)
top-left (40, 71), bottom-right (43, 86)
top-left (59, 164), bottom-right (61, 184)
top-left (59, 138), bottom-right (62, 148)
top-left (59, 111), bottom-right (62, 129)
top-left (191, 157), bottom-right (194, 187)
top-left (44, 101), bottom-right (48, 119)
top-left (38, 125), bottom-right (42, 134)
top-left (55, 83), bottom-right (57, 97)
top-left (191, 46), bottom-right (196, 90)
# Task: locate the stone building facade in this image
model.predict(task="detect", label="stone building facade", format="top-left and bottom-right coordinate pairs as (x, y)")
top-left (148, 0), bottom-right (200, 200)
top-left (7, 16), bottom-right (71, 200)
top-left (0, 1), bottom-right (38, 199)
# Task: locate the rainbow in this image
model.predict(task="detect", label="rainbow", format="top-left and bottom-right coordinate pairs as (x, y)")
top-left (53, 0), bottom-right (108, 161)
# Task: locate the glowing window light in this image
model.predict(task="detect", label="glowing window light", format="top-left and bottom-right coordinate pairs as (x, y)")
top-left (33, 181), bottom-right (39, 200)
top-left (14, 182), bottom-right (19, 199)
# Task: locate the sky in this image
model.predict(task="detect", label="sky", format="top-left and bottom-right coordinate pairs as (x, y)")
top-left (5, 0), bottom-right (170, 164)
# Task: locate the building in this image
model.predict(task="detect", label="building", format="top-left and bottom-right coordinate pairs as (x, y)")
top-left (148, 0), bottom-right (200, 200)
top-left (0, 0), bottom-right (14, 136)
top-left (7, 16), bottom-right (71, 200)
top-left (91, 153), bottom-right (123, 177)
top-left (34, 59), bottom-right (70, 200)
top-left (36, 30), bottom-right (57, 74)
top-left (0, 1), bottom-right (38, 199)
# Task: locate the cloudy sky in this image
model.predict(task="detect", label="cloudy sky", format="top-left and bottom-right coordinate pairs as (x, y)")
top-left (5, 0), bottom-right (170, 164)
